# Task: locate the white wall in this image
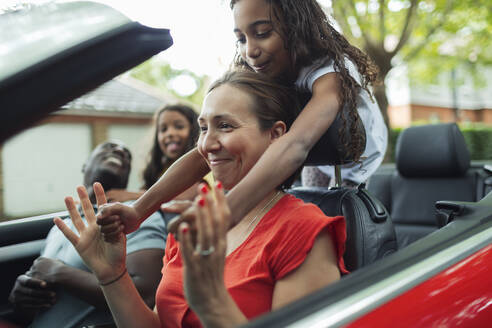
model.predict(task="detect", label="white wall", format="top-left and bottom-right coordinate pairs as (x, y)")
top-left (107, 124), bottom-right (152, 191)
top-left (2, 123), bottom-right (91, 217)
top-left (2, 122), bottom-right (153, 218)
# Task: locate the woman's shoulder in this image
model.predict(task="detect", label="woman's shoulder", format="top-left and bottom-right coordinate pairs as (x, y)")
top-left (279, 193), bottom-right (327, 213)
top-left (261, 194), bottom-right (347, 278)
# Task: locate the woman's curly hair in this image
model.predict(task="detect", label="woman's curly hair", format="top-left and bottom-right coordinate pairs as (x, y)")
top-left (230, 0), bottom-right (379, 162)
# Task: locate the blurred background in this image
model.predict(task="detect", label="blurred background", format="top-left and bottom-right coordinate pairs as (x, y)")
top-left (0, 0), bottom-right (491, 219)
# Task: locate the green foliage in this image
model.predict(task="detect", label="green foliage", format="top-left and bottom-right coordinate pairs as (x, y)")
top-left (330, 0), bottom-right (492, 129)
top-left (387, 127), bottom-right (402, 162)
top-left (388, 124), bottom-right (492, 162)
top-left (129, 58), bottom-right (209, 107)
top-left (461, 125), bottom-right (492, 160)
top-left (407, 0), bottom-right (492, 87)
top-left (331, 0), bottom-right (491, 77)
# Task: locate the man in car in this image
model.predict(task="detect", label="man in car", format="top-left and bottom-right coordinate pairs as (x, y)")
top-left (8, 140), bottom-right (168, 328)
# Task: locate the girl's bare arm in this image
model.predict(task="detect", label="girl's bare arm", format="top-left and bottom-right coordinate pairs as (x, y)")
top-left (225, 73), bottom-right (341, 225)
top-left (134, 148), bottom-right (210, 221)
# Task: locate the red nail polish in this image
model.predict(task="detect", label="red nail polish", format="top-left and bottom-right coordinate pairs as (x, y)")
top-left (200, 183), bottom-right (208, 194)
top-left (182, 226), bottom-right (189, 234)
top-left (216, 181), bottom-right (222, 190)
top-left (198, 197), bottom-right (205, 207)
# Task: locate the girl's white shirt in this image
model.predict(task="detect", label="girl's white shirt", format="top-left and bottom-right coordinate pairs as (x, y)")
top-left (295, 57), bottom-right (388, 184)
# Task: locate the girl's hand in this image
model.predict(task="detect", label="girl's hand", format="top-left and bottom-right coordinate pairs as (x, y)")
top-left (160, 200), bottom-right (194, 215)
top-left (54, 182), bottom-right (126, 283)
top-left (96, 201), bottom-right (139, 239)
top-left (161, 200), bottom-right (197, 242)
top-left (178, 181), bottom-right (230, 314)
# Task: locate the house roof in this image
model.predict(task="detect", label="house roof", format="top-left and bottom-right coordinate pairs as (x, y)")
top-left (58, 75), bottom-right (187, 117)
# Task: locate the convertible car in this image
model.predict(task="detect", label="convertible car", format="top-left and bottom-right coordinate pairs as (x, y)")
top-left (1, 2), bottom-right (491, 327)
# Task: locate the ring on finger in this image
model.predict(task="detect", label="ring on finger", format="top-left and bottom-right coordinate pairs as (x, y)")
top-left (199, 245), bottom-right (215, 257)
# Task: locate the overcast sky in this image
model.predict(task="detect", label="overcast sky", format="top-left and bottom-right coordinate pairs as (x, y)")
top-left (100, 0), bottom-right (237, 79)
top-left (1, 0), bottom-right (237, 80)
top-left (2, 0), bottom-right (409, 102)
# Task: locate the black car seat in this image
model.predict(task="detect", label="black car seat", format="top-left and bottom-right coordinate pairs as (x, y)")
top-left (287, 186), bottom-right (397, 272)
top-left (290, 108), bottom-right (397, 272)
top-left (367, 123), bottom-right (487, 248)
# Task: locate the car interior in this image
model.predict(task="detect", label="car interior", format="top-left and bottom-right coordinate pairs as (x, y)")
top-left (367, 122), bottom-right (492, 248)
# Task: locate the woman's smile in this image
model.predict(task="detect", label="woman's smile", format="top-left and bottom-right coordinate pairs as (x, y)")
top-left (198, 84), bottom-right (272, 190)
top-left (208, 157), bottom-right (231, 166)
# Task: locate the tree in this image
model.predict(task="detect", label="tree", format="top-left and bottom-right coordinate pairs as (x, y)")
top-left (407, 1), bottom-right (492, 86)
top-left (129, 58), bottom-right (210, 108)
top-left (329, 0), bottom-right (492, 128)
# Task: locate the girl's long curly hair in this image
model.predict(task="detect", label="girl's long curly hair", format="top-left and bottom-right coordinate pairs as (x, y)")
top-left (230, 0), bottom-right (378, 161)
top-left (141, 104), bottom-right (199, 189)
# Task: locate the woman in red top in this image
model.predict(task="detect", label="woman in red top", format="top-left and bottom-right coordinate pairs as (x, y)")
top-left (54, 70), bottom-right (347, 328)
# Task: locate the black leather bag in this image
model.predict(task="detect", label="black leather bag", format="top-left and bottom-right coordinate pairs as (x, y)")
top-left (287, 186), bottom-right (397, 272)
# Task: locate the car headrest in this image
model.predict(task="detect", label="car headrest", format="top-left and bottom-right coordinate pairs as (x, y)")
top-left (396, 123), bottom-right (470, 178)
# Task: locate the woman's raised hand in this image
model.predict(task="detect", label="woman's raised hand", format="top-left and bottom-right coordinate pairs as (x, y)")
top-left (53, 182), bottom-right (126, 283)
top-left (178, 181), bottom-right (230, 315)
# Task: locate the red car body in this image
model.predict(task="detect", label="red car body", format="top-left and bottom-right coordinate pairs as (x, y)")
top-left (347, 244), bottom-right (492, 327)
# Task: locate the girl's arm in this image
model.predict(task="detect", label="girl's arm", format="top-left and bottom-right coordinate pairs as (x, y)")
top-left (226, 73), bottom-right (341, 225)
top-left (134, 148), bottom-right (210, 221)
top-left (106, 189), bottom-right (145, 203)
top-left (103, 74), bottom-right (339, 235)
top-left (97, 148), bottom-right (209, 235)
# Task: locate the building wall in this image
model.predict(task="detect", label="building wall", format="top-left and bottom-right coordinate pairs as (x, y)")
top-left (411, 105), bottom-right (458, 123)
top-left (1, 123), bottom-right (91, 218)
top-left (483, 109), bottom-right (492, 124)
top-left (388, 105), bottom-right (492, 127)
top-left (0, 115), bottom-right (152, 221)
top-left (107, 124), bottom-right (152, 191)
top-left (387, 105), bottom-right (411, 127)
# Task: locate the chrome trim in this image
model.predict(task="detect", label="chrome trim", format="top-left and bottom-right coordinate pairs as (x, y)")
top-left (288, 225), bottom-right (492, 328)
top-left (0, 210), bottom-right (68, 226)
top-left (0, 239), bottom-right (45, 261)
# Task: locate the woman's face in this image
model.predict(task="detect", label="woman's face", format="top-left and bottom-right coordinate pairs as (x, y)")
top-left (198, 84), bottom-right (272, 190)
top-left (233, 0), bottom-right (292, 79)
top-left (157, 110), bottom-right (192, 160)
